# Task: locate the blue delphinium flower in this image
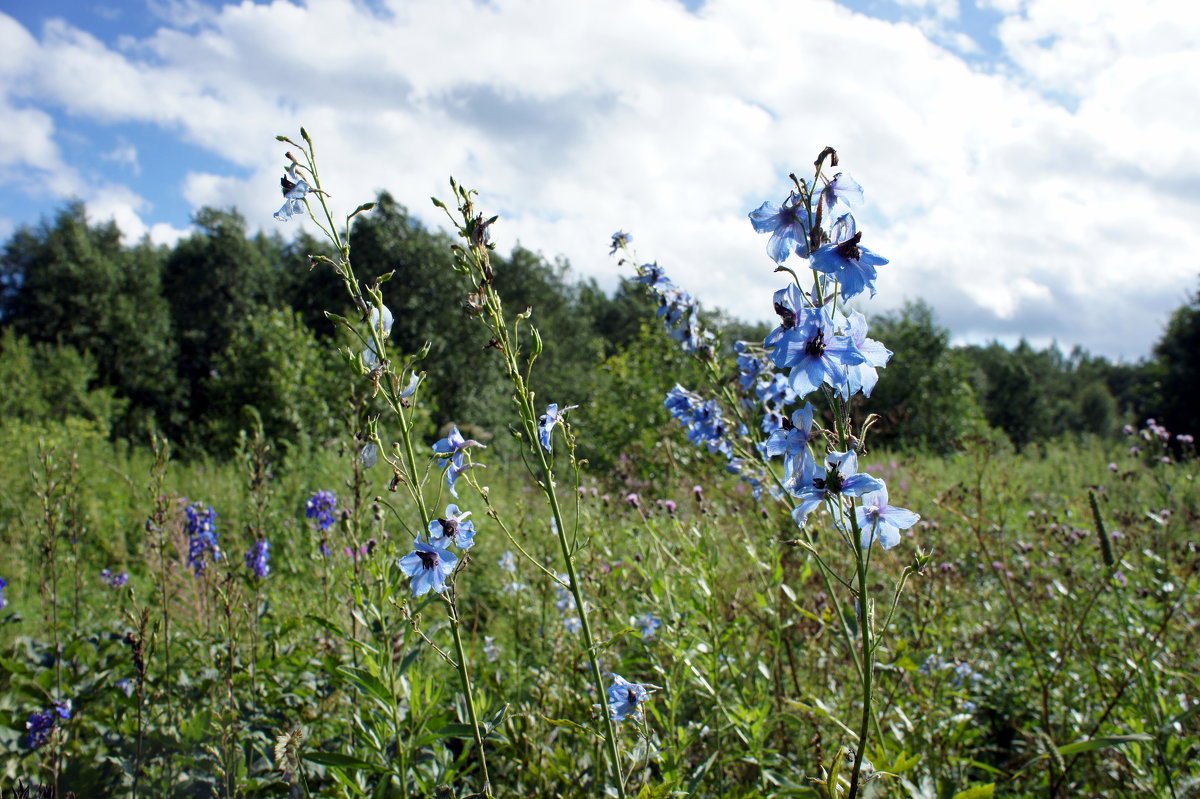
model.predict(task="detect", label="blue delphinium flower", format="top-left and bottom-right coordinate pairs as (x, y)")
top-left (538, 403), bottom-right (578, 452)
top-left (398, 540), bottom-right (458, 597)
top-left (245, 539), bottom-right (270, 579)
top-left (810, 231), bottom-right (889, 301)
top-left (635, 263), bottom-right (713, 354)
top-left (790, 451), bottom-right (885, 526)
top-left (764, 404), bottom-right (816, 483)
top-left (433, 425), bottom-right (486, 498)
top-left (610, 230), bottom-right (632, 255)
top-left (498, 550), bottom-right (517, 573)
top-left (607, 675), bottom-right (658, 722)
top-left (273, 164), bottom-right (310, 222)
top-left (1, 576), bottom-right (9, 609)
top-left (185, 504), bottom-right (222, 577)
top-left (116, 678), bottom-right (135, 697)
top-left (768, 306), bottom-right (867, 399)
top-left (26, 700), bottom-right (71, 749)
top-left (819, 173), bottom-right (864, 219)
top-left (749, 192), bottom-right (811, 264)
top-left (305, 490), bottom-right (338, 531)
top-left (483, 636), bottom-right (501, 662)
top-left (856, 486), bottom-right (920, 550)
top-left (638, 612), bottom-right (662, 641)
top-left (428, 504), bottom-right (477, 550)
top-left (842, 311), bottom-right (892, 398)
top-left (555, 574), bottom-right (576, 615)
top-left (100, 569), bottom-right (129, 589)
top-left (359, 443), bottom-right (379, 469)
top-left (362, 304), bottom-right (394, 368)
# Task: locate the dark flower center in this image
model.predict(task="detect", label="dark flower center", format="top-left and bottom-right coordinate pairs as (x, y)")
top-left (417, 550), bottom-right (438, 570)
top-left (836, 231), bottom-right (863, 261)
top-left (774, 301), bottom-right (797, 330)
top-left (439, 518), bottom-right (460, 538)
top-left (805, 330), bottom-right (827, 358)
top-left (825, 465), bottom-right (845, 493)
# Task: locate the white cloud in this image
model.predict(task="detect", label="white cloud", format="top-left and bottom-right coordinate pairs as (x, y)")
top-left (0, 0), bottom-right (1197, 360)
top-left (102, 141), bottom-right (140, 174)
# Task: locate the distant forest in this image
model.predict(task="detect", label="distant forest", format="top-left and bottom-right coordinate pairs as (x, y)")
top-left (2, 196), bottom-right (1198, 463)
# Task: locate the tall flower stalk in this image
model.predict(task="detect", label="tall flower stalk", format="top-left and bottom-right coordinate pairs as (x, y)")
top-left (434, 180), bottom-right (629, 799)
top-left (273, 129), bottom-right (492, 796)
top-left (619, 148), bottom-right (922, 797)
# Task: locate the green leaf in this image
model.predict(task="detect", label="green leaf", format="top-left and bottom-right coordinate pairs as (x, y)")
top-left (336, 666), bottom-right (396, 708)
top-left (952, 784), bottom-right (995, 799)
top-left (303, 751), bottom-right (388, 773)
top-left (436, 723), bottom-right (477, 738)
top-left (1057, 734), bottom-right (1153, 756)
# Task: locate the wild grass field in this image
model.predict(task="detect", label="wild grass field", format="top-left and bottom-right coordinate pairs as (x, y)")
top-left (1, 420), bottom-right (1196, 797)
top-left (1, 138), bottom-right (1197, 798)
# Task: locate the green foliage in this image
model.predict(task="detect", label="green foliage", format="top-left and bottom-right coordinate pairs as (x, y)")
top-left (204, 305), bottom-right (350, 458)
top-left (0, 203), bottom-right (177, 437)
top-left (1, 433), bottom-right (1196, 796)
top-left (1151, 282), bottom-right (1200, 436)
top-left (0, 329), bottom-right (126, 430)
top-left (162, 208), bottom-right (280, 446)
top-left (582, 323), bottom-right (704, 472)
top-left (861, 301), bottom-right (985, 453)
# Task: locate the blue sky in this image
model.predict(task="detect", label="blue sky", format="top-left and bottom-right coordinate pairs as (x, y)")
top-left (2, 0), bottom-right (1197, 360)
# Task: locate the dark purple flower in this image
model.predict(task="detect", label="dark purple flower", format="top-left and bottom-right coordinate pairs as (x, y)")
top-left (245, 539), bottom-right (270, 579)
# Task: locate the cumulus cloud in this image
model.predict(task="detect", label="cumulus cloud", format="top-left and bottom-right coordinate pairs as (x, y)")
top-left (0, 0), bottom-right (1196, 359)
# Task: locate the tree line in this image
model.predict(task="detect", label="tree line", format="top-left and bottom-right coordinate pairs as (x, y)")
top-left (2, 198), bottom-right (1197, 464)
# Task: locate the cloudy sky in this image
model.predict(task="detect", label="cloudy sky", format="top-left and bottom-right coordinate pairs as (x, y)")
top-left (2, 0), bottom-right (1196, 360)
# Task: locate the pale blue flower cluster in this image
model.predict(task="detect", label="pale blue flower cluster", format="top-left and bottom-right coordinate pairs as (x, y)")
top-left (747, 165), bottom-right (918, 546)
top-left (634, 262), bottom-right (712, 355)
top-left (100, 569), bottom-right (129, 589)
top-left (399, 503), bottom-right (481, 597)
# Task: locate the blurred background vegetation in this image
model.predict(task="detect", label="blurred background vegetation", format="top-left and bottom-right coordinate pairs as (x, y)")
top-left (2, 198), bottom-right (1197, 466)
